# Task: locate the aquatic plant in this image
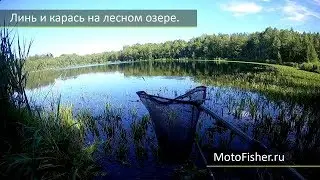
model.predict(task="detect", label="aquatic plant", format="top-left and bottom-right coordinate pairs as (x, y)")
top-left (0, 27), bottom-right (102, 180)
top-left (130, 115), bottom-right (149, 142)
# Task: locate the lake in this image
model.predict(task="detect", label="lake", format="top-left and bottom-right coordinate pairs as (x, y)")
top-left (26, 60), bottom-right (320, 179)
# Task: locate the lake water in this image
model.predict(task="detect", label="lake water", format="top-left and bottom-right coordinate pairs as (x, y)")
top-left (26, 61), bottom-right (319, 179)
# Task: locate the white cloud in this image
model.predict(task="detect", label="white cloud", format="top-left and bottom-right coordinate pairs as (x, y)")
top-left (221, 2), bottom-right (263, 16)
top-left (283, 0), bottom-right (320, 21)
top-left (313, 0), bottom-right (320, 5)
top-left (265, 7), bottom-right (277, 12)
top-left (260, 0), bottom-right (271, 2)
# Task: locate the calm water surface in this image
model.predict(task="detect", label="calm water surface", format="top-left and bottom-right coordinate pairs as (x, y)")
top-left (25, 61), bottom-right (319, 179)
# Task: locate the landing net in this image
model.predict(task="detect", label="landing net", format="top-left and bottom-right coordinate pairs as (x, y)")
top-left (136, 86), bottom-right (207, 162)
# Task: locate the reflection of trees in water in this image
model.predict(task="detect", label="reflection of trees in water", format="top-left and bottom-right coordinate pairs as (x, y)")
top-left (28, 61), bottom-right (263, 89)
top-left (30, 61), bottom-right (320, 157)
top-left (28, 61), bottom-right (320, 178)
top-left (27, 61), bottom-right (320, 107)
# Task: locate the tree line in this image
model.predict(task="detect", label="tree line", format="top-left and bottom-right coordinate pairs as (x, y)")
top-left (116, 27), bottom-right (319, 63)
top-left (28, 27), bottom-right (320, 69)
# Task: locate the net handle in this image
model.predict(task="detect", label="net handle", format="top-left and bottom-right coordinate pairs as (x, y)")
top-left (199, 105), bottom-right (305, 180)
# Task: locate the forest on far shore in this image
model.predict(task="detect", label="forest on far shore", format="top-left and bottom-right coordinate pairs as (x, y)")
top-left (27, 27), bottom-right (320, 72)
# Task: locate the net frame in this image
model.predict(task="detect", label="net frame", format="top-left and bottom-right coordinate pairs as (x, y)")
top-left (136, 86), bottom-right (207, 162)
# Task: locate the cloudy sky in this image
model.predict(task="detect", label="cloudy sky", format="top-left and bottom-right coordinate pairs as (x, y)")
top-left (0, 0), bottom-right (319, 56)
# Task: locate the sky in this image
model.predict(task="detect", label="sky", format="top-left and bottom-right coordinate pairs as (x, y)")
top-left (0, 0), bottom-right (319, 56)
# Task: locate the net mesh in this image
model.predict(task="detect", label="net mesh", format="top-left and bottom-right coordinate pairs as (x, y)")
top-left (136, 86), bottom-right (207, 162)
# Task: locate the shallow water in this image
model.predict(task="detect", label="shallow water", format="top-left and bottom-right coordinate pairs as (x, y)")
top-left (26, 61), bottom-right (320, 179)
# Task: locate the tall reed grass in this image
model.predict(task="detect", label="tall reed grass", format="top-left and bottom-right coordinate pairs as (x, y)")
top-left (0, 27), bottom-right (102, 179)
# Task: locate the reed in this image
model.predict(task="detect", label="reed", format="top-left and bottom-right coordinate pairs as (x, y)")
top-left (0, 27), bottom-right (102, 179)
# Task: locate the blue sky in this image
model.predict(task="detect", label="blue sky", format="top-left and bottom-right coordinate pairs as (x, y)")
top-left (0, 0), bottom-right (319, 56)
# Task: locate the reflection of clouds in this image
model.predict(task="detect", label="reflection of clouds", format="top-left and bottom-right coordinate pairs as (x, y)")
top-left (24, 67), bottom-right (319, 178)
top-left (26, 70), bottom-right (307, 132)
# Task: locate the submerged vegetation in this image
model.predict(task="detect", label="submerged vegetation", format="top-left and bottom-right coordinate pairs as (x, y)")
top-left (2, 25), bottom-right (320, 179)
top-left (28, 60), bottom-right (320, 108)
top-left (25, 59), bottom-right (320, 178)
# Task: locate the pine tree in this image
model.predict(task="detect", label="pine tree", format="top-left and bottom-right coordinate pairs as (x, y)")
top-left (304, 35), bottom-right (319, 62)
top-left (308, 43), bottom-right (319, 62)
top-left (277, 51), bottom-right (282, 64)
top-left (272, 36), bottom-right (282, 63)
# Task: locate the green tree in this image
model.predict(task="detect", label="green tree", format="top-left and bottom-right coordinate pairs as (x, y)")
top-left (304, 35), bottom-right (319, 62)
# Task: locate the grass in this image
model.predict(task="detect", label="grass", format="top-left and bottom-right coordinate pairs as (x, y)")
top-left (4, 30), bottom-right (320, 178)
top-left (27, 60), bottom-right (320, 108)
top-left (1, 106), bottom-right (102, 179)
top-left (198, 62), bottom-right (320, 107)
top-left (200, 86), bottom-right (320, 177)
top-left (0, 27), bottom-right (103, 179)
top-left (298, 62), bottom-right (320, 73)
top-left (22, 59), bottom-right (320, 178)
top-left (131, 118), bottom-right (148, 142)
top-left (3, 85), bottom-right (317, 179)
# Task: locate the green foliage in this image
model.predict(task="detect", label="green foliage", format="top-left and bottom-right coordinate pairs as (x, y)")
top-left (1, 26), bottom-right (33, 155)
top-left (299, 62), bottom-right (320, 73)
top-left (282, 62), bottom-right (299, 68)
top-left (277, 51), bottom-right (282, 64)
top-left (0, 28), bottom-right (102, 179)
top-left (26, 27), bottom-right (320, 71)
top-left (1, 106), bottom-right (102, 180)
top-left (26, 60), bottom-right (320, 108)
top-left (25, 51), bottom-right (119, 71)
top-left (0, 27), bottom-right (31, 110)
top-left (130, 115), bottom-right (149, 142)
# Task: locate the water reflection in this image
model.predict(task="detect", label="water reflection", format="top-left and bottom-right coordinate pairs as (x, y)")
top-left (26, 61), bottom-right (320, 179)
top-left (27, 61), bottom-right (270, 90)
